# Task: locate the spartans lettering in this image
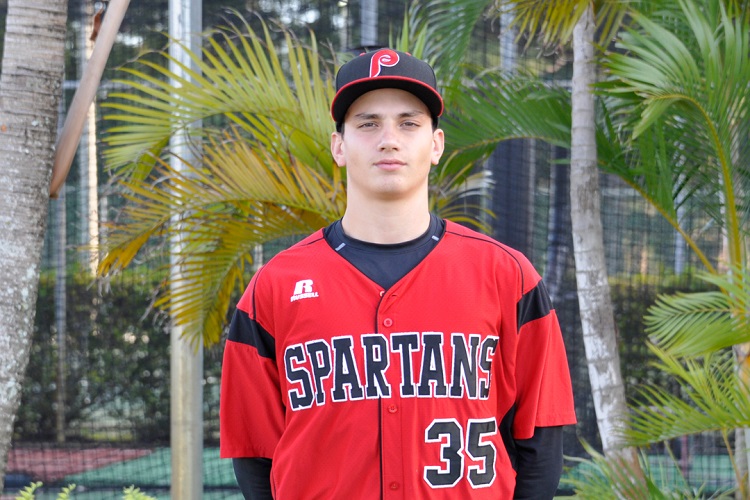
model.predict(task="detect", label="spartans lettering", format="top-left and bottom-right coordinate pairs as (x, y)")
top-left (284, 332), bottom-right (499, 411)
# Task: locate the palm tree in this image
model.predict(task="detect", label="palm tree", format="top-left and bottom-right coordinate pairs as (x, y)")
top-left (422, 0), bottom-right (641, 465)
top-left (587, 0), bottom-right (750, 495)
top-left (99, 16), bottom-right (490, 347)
top-left (421, 0), bottom-right (750, 494)
top-left (489, 0), bottom-right (750, 495)
top-left (0, 0), bottom-right (69, 492)
top-left (564, 270), bottom-right (750, 498)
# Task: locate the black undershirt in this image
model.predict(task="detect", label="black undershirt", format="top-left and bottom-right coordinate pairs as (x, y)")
top-left (323, 213), bottom-right (445, 290)
top-left (231, 215), bottom-right (564, 498)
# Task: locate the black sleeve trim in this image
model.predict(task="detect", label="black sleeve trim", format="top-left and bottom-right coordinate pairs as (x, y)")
top-left (517, 280), bottom-right (552, 331)
top-left (228, 308), bottom-right (276, 361)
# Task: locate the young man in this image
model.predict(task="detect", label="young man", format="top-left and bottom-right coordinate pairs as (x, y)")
top-left (220, 49), bottom-right (577, 499)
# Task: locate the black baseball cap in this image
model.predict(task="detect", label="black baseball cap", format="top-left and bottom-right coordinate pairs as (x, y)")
top-left (331, 49), bottom-right (444, 128)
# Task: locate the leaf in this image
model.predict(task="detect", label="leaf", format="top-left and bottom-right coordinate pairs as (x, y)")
top-left (625, 348), bottom-right (750, 446)
top-left (646, 269), bottom-right (750, 357)
top-left (562, 441), bottom-right (699, 499)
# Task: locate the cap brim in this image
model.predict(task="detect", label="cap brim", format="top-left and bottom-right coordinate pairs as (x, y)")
top-left (331, 76), bottom-right (444, 124)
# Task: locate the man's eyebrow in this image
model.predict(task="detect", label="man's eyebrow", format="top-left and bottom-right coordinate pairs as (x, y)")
top-left (398, 110), bottom-right (427, 118)
top-left (351, 109), bottom-right (428, 121)
top-left (352, 112), bottom-right (381, 121)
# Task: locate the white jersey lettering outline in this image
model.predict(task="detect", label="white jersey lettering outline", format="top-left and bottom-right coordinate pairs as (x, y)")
top-left (283, 332), bottom-right (498, 411)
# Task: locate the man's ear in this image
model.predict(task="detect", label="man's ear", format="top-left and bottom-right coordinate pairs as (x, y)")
top-left (331, 131), bottom-right (346, 167)
top-left (431, 128), bottom-right (445, 166)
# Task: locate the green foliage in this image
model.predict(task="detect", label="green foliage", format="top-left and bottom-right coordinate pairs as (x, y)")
top-left (99, 11), bottom-right (493, 347)
top-left (595, 0), bottom-right (750, 493)
top-left (14, 482), bottom-right (42, 500)
top-left (15, 270), bottom-right (224, 442)
top-left (627, 349), bottom-right (750, 444)
top-left (13, 483), bottom-right (77, 500)
top-left (603, 0), bottom-right (750, 272)
top-left (472, 0), bottom-right (750, 495)
top-left (55, 484), bottom-right (76, 500)
top-left (610, 275), bottom-right (712, 401)
top-left (13, 483), bottom-right (156, 500)
top-left (618, 270), bottom-right (750, 455)
top-left (562, 441), bottom-right (727, 498)
top-left (122, 486), bottom-right (157, 500)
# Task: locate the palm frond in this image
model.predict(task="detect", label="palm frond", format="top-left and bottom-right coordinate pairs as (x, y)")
top-left (498, 0), bottom-right (633, 49)
top-left (389, 2), bottom-right (430, 58)
top-left (646, 292), bottom-right (737, 357)
top-left (645, 269), bottom-right (750, 357)
top-left (430, 162), bottom-right (494, 233)
top-left (155, 208), bottom-right (313, 347)
top-left (597, 99), bottom-right (722, 272)
top-left (604, 0), bottom-right (750, 268)
top-left (563, 440), bottom-right (702, 499)
top-left (418, 0), bottom-right (494, 97)
top-left (625, 348), bottom-right (750, 446)
top-left (441, 72), bottom-right (571, 174)
top-left (103, 16), bottom-right (334, 180)
top-left (498, 0), bottom-right (585, 47)
top-left (99, 126), bottom-right (346, 345)
top-left (101, 129), bottom-right (344, 274)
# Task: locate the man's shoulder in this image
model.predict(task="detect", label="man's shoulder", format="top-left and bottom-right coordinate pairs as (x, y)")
top-left (241, 228), bottom-right (331, 301)
top-left (443, 220), bottom-right (523, 256)
top-left (261, 228), bottom-right (329, 269)
top-left (441, 220), bottom-right (540, 284)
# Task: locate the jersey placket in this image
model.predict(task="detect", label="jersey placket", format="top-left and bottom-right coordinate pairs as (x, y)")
top-left (376, 289), bottom-right (406, 499)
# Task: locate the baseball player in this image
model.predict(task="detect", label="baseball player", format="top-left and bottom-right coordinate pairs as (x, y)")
top-left (220, 48), bottom-right (577, 499)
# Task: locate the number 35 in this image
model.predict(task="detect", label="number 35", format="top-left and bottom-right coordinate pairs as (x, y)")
top-left (424, 418), bottom-right (498, 489)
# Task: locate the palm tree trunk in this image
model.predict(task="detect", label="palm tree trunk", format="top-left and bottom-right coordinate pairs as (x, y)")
top-left (570, 4), bottom-right (635, 466)
top-left (0, 0), bottom-right (68, 492)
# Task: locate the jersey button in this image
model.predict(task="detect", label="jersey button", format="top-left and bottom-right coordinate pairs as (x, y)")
top-left (379, 290), bottom-right (385, 297)
top-left (383, 318), bottom-right (393, 327)
top-left (389, 481), bottom-right (400, 490)
top-left (387, 404), bottom-right (398, 414)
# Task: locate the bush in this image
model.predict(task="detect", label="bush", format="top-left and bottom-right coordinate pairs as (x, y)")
top-left (17, 272), bottom-right (172, 442)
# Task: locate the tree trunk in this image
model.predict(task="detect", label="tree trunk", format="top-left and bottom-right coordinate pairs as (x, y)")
top-left (570, 4), bottom-right (634, 464)
top-left (0, 0), bottom-right (68, 492)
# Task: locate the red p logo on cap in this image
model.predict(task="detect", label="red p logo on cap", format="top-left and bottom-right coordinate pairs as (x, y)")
top-left (369, 49), bottom-right (399, 78)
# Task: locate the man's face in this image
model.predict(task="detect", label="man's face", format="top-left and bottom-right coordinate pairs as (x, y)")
top-left (330, 88), bottom-right (444, 203)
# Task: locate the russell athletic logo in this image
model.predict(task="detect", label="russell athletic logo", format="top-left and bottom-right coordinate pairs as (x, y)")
top-left (291, 279), bottom-right (319, 302)
top-left (369, 49), bottom-right (399, 77)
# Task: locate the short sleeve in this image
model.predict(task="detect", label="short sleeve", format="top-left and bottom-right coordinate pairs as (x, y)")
top-left (512, 279), bottom-right (577, 439)
top-left (220, 278), bottom-right (285, 459)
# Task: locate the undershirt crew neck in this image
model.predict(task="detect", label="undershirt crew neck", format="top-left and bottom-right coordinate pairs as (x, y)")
top-left (323, 214), bottom-right (446, 290)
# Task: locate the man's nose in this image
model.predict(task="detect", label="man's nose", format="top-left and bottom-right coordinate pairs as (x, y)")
top-left (378, 123), bottom-right (399, 150)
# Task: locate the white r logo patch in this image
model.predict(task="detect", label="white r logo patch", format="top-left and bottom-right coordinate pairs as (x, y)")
top-left (293, 279), bottom-right (314, 295)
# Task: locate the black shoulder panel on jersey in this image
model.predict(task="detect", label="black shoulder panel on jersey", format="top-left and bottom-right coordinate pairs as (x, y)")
top-left (517, 280), bottom-right (552, 331)
top-left (228, 309), bottom-right (276, 361)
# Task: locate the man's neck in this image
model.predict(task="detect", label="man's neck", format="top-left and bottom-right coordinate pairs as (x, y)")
top-left (340, 199), bottom-right (431, 244)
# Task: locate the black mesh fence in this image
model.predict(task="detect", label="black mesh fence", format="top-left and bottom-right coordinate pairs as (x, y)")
top-left (9, 0), bottom-right (734, 497)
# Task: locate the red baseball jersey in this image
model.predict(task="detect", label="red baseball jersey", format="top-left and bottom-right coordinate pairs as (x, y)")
top-left (220, 220), bottom-right (576, 499)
